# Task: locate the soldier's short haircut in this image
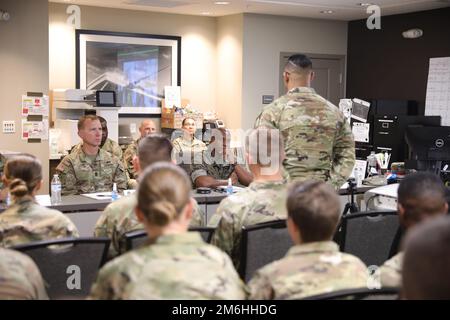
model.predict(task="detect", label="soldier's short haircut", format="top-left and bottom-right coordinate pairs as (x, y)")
top-left (78, 115), bottom-right (100, 130)
top-left (137, 133), bottom-right (173, 169)
top-left (287, 181), bottom-right (341, 243)
top-left (137, 162), bottom-right (191, 226)
top-left (397, 172), bottom-right (447, 225)
top-left (245, 127), bottom-right (284, 167)
top-left (286, 54), bottom-right (313, 73)
top-left (403, 216), bottom-right (450, 299)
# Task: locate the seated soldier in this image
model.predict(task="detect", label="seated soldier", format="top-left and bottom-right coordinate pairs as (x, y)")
top-left (56, 115), bottom-right (127, 195)
top-left (123, 119), bottom-right (156, 181)
top-left (402, 215), bottom-right (450, 299)
top-left (379, 172), bottom-right (448, 287)
top-left (209, 128), bottom-right (287, 269)
top-left (191, 128), bottom-right (253, 188)
top-left (171, 117), bottom-right (206, 177)
top-left (89, 163), bottom-right (246, 300)
top-left (94, 134), bottom-right (205, 257)
top-left (0, 248), bottom-right (48, 300)
top-left (71, 116), bottom-right (122, 159)
top-left (0, 154), bottom-right (79, 247)
top-left (248, 180), bottom-right (367, 299)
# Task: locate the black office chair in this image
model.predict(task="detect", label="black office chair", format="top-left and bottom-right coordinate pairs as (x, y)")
top-left (239, 220), bottom-right (293, 282)
top-left (122, 226), bottom-right (216, 252)
top-left (337, 210), bottom-right (400, 267)
top-left (302, 287), bottom-right (399, 300)
top-left (12, 237), bottom-right (110, 300)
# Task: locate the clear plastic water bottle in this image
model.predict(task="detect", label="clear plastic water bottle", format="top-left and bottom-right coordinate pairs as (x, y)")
top-left (51, 174), bottom-right (62, 204)
top-left (111, 183), bottom-right (118, 201)
top-left (226, 178), bottom-right (233, 195)
top-left (6, 192), bottom-right (11, 206)
top-left (367, 151), bottom-right (378, 177)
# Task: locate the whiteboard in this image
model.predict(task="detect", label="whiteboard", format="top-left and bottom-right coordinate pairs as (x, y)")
top-left (425, 57), bottom-right (450, 125)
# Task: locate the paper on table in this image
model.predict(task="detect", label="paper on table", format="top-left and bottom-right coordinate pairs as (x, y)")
top-left (81, 192), bottom-right (121, 200)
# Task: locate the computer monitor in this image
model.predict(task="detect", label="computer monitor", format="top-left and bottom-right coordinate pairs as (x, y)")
top-left (405, 126), bottom-right (450, 174)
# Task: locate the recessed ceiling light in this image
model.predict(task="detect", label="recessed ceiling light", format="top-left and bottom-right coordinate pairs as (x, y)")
top-left (357, 2), bottom-right (373, 6)
top-left (320, 10), bottom-right (334, 14)
top-left (201, 12), bottom-right (211, 15)
top-left (214, 1), bottom-right (230, 5)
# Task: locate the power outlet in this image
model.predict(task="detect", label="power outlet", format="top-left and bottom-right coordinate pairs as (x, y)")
top-left (3, 121), bottom-right (15, 134)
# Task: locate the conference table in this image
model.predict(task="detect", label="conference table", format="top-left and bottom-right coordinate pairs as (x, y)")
top-left (0, 185), bottom-right (375, 237)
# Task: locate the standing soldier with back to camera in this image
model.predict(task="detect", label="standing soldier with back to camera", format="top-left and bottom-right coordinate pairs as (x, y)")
top-left (255, 54), bottom-right (355, 189)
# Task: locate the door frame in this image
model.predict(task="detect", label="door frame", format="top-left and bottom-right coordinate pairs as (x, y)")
top-left (279, 52), bottom-right (347, 100)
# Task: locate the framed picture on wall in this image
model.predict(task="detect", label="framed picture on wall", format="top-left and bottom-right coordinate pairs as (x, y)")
top-left (76, 29), bottom-right (181, 116)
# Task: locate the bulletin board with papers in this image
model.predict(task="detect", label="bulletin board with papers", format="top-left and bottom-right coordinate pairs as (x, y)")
top-left (425, 57), bottom-right (450, 125)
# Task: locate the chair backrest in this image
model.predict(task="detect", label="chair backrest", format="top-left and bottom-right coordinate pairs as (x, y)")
top-left (302, 287), bottom-right (399, 300)
top-left (239, 220), bottom-right (293, 282)
top-left (123, 227), bottom-right (216, 252)
top-left (339, 211), bottom-right (399, 267)
top-left (12, 237), bottom-right (110, 300)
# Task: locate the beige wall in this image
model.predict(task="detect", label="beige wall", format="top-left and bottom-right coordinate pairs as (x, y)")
top-left (241, 13), bottom-right (348, 129)
top-left (216, 14), bottom-right (243, 130)
top-left (0, 0), bottom-right (49, 194)
top-left (49, 3), bottom-right (217, 115)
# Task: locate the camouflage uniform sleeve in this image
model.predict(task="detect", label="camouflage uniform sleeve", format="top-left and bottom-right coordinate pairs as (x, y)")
top-left (210, 199), bottom-right (246, 267)
top-left (247, 269), bottom-right (274, 300)
top-left (122, 144), bottom-right (137, 179)
top-left (189, 199), bottom-right (205, 227)
top-left (93, 207), bottom-right (120, 258)
top-left (254, 104), bottom-right (280, 129)
top-left (55, 156), bottom-right (77, 196)
top-left (112, 142), bottom-right (123, 159)
top-left (191, 162), bottom-right (209, 184)
top-left (88, 262), bottom-right (129, 300)
top-left (113, 160), bottom-right (128, 192)
top-left (330, 116), bottom-right (356, 189)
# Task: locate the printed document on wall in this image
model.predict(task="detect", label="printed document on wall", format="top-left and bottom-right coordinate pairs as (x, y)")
top-left (425, 57), bottom-right (450, 125)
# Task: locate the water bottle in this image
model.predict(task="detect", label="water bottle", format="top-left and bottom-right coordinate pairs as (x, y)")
top-left (226, 178), bottom-right (233, 195)
top-left (51, 174), bottom-right (62, 204)
top-left (111, 183), bottom-right (118, 201)
top-left (367, 151), bottom-right (378, 177)
top-left (5, 192), bottom-right (11, 206)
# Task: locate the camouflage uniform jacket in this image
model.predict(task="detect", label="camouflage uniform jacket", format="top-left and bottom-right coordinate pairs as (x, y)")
top-left (255, 87), bottom-right (355, 189)
top-left (0, 197), bottom-right (79, 247)
top-left (89, 232), bottom-right (247, 299)
top-left (56, 147), bottom-right (127, 195)
top-left (209, 180), bottom-right (287, 269)
top-left (122, 139), bottom-right (140, 180)
top-left (248, 241), bottom-right (368, 299)
top-left (72, 138), bottom-right (123, 159)
top-left (379, 251), bottom-right (403, 288)
top-left (0, 248), bottom-right (48, 300)
top-left (172, 136), bottom-right (206, 177)
top-left (191, 151), bottom-right (236, 184)
top-left (94, 193), bottom-right (205, 257)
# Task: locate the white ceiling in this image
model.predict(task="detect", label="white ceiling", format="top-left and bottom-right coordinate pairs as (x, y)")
top-left (50, 0), bottom-right (450, 20)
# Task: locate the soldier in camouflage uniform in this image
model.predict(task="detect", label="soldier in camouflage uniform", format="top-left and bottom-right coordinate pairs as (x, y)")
top-left (89, 163), bottom-right (246, 299)
top-left (55, 115), bottom-right (127, 195)
top-left (0, 248), bottom-right (48, 299)
top-left (254, 54), bottom-right (355, 189)
top-left (94, 134), bottom-right (205, 258)
top-left (0, 154), bottom-right (79, 247)
top-left (122, 119), bottom-right (156, 184)
top-left (379, 172), bottom-right (447, 288)
top-left (248, 180), bottom-right (367, 299)
top-left (71, 116), bottom-right (122, 159)
top-left (209, 128), bottom-right (287, 269)
top-left (191, 128), bottom-right (253, 188)
top-left (172, 117), bottom-right (207, 177)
